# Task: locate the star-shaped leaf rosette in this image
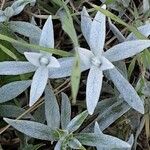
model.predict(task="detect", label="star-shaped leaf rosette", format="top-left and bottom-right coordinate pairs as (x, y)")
top-left (79, 5), bottom-right (150, 115)
top-left (0, 16), bottom-right (60, 106)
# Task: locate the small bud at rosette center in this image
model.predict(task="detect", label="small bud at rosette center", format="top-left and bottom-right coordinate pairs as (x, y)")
top-left (91, 57), bottom-right (102, 67)
top-left (39, 56), bottom-right (50, 66)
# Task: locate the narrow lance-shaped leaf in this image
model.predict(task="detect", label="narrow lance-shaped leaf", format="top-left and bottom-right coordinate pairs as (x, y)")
top-left (86, 66), bottom-right (103, 115)
top-left (39, 16), bottom-right (54, 48)
top-left (68, 138), bottom-right (84, 149)
top-left (29, 67), bottom-right (48, 106)
top-left (108, 18), bottom-right (125, 43)
top-left (0, 105), bottom-right (32, 119)
top-left (0, 61), bottom-right (36, 75)
top-left (89, 5), bottom-right (106, 57)
top-left (107, 68), bottom-right (144, 114)
top-left (94, 122), bottom-right (131, 149)
top-left (66, 111), bottom-right (88, 133)
top-left (126, 23), bottom-right (150, 41)
top-left (81, 7), bottom-right (92, 45)
top-left (45, 86), bottom-right (60, 129)
top-left (0, 80), bottom-right (31, 103)
top-left (61, 93), bottom-right (71, 129)
top-left (75, 133), bottom-right (130, 148)
top-left (4, 118), bottom-right (58, 141)
top-left (104, 40), bottom-right (150, 62)
top-left (9, 21), bottom-right (41, 43)
top-left (11, 0), bottom-right (36, 16)
top-left (48, 57), bottom-right (74, 79)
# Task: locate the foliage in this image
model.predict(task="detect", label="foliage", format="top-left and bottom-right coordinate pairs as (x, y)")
top-left (0, 0), bottom-right (150, 149)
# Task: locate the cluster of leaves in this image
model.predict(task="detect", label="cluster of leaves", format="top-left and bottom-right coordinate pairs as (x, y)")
top-left (0, 0), bottom-right (150, 149)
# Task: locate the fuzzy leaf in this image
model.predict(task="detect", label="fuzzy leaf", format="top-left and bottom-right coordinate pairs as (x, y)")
top-left (108, 19), bottom-right (125, 42)
top-left (66, 111), bottom-right (88, 133)
top-left (77, 47), bottom-right (93, 68)
top-left (81, 7), bottom-right (92, 45)
top-left (68, 138), bottom-right (83, 149)
top-left (29, 67), bottom-right (48, 106)
top-left (61, 93), bottom-right (71, 129)
top-left (0, 105), bottom-right (32, 119)
top-left (89, 5), bottom-right (106, 57)
top-left (24, 52), bottom-right (43, 66)
top-left (48, 57), bottom-right (74, 78)
top-left (86, 66), bottom-right (103, 115)
top-left (126, 24), bottom-right (150, 41)
top-left (4, 118), bottom-right (58, 141)
top-left (0, 61), bottom-right (36, 75)
top-left (45, 86), bottom-right (60, 129)
top-left (75, 133), bottom-right (130, 148)
top-left (107, 68), bottom-right (144, 114)
top-left (0, 80), bottom-right (31, 103)
top-left (94, 122), bottom-right (131, 149)
top-left (9, 21), bottom-right (41, 44)
top-left (39, 16), bottom-right (54, 48)
top-left (11, 0), bottom-right (36, 16)
top-left (104, 40), bottom-right (150, 62)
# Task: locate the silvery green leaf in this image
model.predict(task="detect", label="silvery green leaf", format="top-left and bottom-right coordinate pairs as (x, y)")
top-left (29, 67), bottom-right (48, 106)
top-left (107, 68), bottom-right (144, 114)
top-left (48, 56), bottom-right (89, 79)
top-left (86, 66), bottom-right (103, 115)
top-left (83, 97), bottom-right (130, 132)
top-left (143, 0), bottom-right (150, 13)
top-left (0, 15), bottom-right (7, 22)
top-left (100, 57), bottom-right (114, 71)
top-left (4, 7), bottom-right (14, 18)
top-left (0, 80), bottom-right (31, 103)
top-left (94, 122), bottom-right (131, 149)
top-left (77, 47), bottom-right (93, 68)
top-left (61, 93), bottom-right (71, 129)
top-left (24, 52), bottom-right (43, 67)
top-left (0, 61), bottom-right (36, 75)
top-left (45, 86), bottom-right (60, 129)
top-left (81, 7), bottom-right (92, 45)
top-left (0, 105), bottom-right (32, 119)
top-left (104, 40), bottom-right (150, 62)
top-left (39, 16), bottom-right (54, 48)
top-left (0, 11), bottom-right (7, 22)
top-left (89, 5), bottom-right (106, 57)
top-left (4, 118), bottom-right (58, 141)
top-left (54, 139), bottom-right (64, 150)
top-left (48, 57), bottom-right (74, 78)
top-left (66, 111), bottom-right (88, 133)
top-left (68, 138), bottom-right (83, 149)
top-left (84, 98), bottom-right (130, 132)
top-left (75, 133), bottom-right (130, 148)
top-left (11, 0), bottom-right (36, 16)
top-left (126, 24), bottom-right (150, 41)
top-left (108, 19), bottom-right (125, 43)
top-left (9, 21), bottom-right (41, 44)
top-left (47, 56), bottom-right (60, 68)
top-left (33, 104), bottom-right (45, 123)
top-left (30, 17), bottom-right (40, 45)
top-left (97, 100), bottom-right (130, 131)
